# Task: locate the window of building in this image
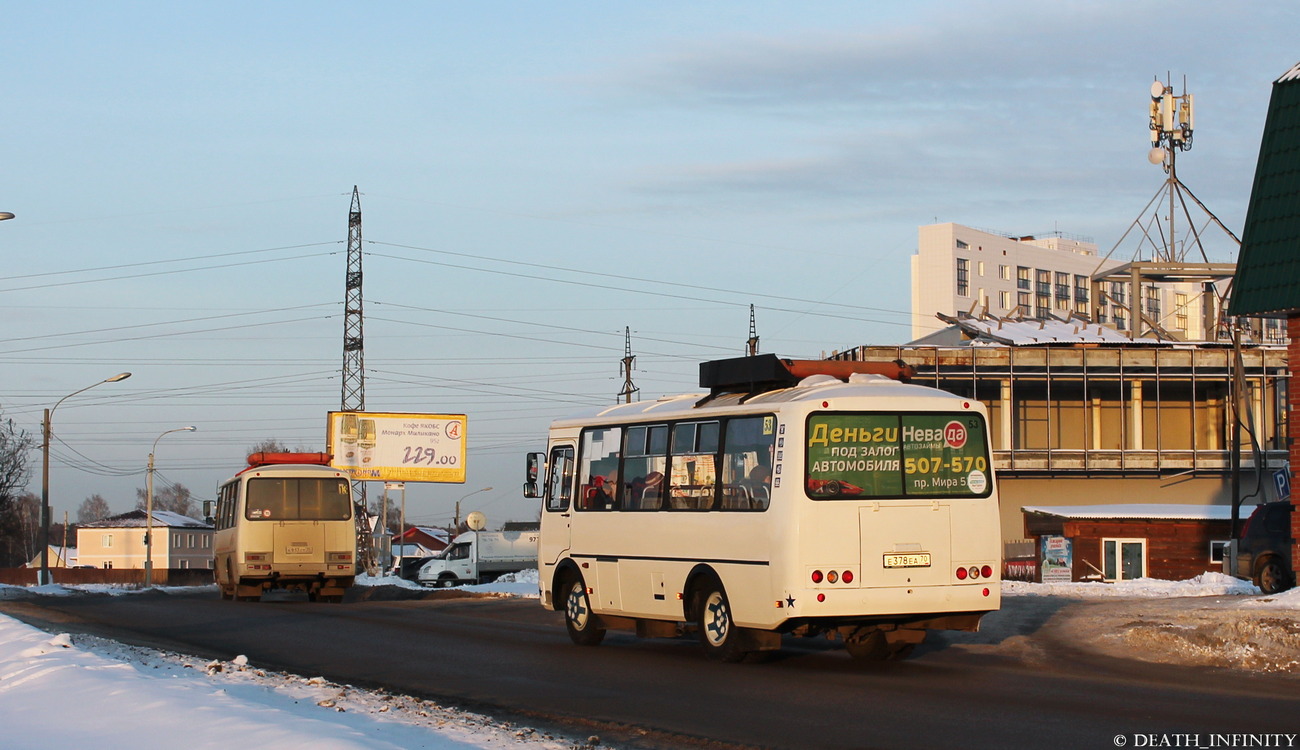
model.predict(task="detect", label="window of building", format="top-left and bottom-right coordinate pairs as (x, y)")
top-left (1175, 292), bottom-right (1189, 331)
top-left (999, 265), bottom-right (1011, 281)
top-left (1054, 272), bottom-right (1070, 300)
top-left (102, 534), bottom-right (113, 548)
top-left (1073, 274), bottom-right (1089, 303)
top-left (999, 291), bottom-right (1012, 310)
top-left (1102, 538), bottom-right (1146, 581)
top-left (977, 260), bottom-right (985, 277)
top-left (1017, 266), bottom-right (1031, 290)
top-left (1210, 540), bottom-right (1230, 565)
top-left (180, 559), bottom-right (190, 569)
top-left (1035, 269), bottom-right (1051, 296)
top-left (203, 535), bottom-right (211, 549)
top-left (173, 534), bottom-right (182, 548)
top-left (956, 258), bottom-right (970, 297)
top-left (1017, 291), bottom-right (1030, 312)
top-left (956, 239), bottom-right (969, 250)
top-left (188, 533), bottom-right (196, 548)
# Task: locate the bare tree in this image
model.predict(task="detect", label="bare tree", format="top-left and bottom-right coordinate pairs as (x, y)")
top-left (78, 494), bottom-right (112, 524)
top-left (135, 482), bottom-right (195, 518)
top-left (0, 417), bottom-right (34, 567)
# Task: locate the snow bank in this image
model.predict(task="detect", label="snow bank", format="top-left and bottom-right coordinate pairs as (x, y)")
top-left (1003, 571), bottom-right (1267, 600)
top-left (0, 613), bottom-right (587, 750)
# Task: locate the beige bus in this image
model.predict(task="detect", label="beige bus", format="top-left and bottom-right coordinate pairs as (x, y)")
top-left (526, 355), bottom-right (1002, 662)
top-left (212, 453), bottom-right (356, 602)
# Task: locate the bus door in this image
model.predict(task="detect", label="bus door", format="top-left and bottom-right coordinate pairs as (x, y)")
top-left (539, 443), bottom-right (575, 567)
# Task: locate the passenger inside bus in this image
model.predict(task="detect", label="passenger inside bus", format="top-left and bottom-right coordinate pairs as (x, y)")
top-left (740, 465), bottom-right (772, 509)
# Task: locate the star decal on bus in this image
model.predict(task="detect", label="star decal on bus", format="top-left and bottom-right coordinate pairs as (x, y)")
top-left (786, 594), bottom-right (796, 609)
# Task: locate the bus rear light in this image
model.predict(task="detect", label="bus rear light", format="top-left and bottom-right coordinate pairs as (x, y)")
top-left (245, 553), bottom-right (268, 563)
top-left (983, 588), bottom-right (991, 597)
top-left (811, 570), bottom-right (824, 584)
top-left (816, 593), bottom-right (826, 602)
top-left (981, 565), bottom-right (994, 579)
top-left (842, 570), bottom-right (853, 584)
top-left (968, 566), bottom-right (980, 580)
top-left (826, 571), bottom-right (839, 584)
top-left (955, 566), bottom-right (968, 580)
top-left (327, 552), bottom-right (352, 563)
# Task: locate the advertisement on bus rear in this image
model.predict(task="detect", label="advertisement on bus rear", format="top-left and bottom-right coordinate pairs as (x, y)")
top-left (805, 412), bottom-right (991, 499)
top-left (327, 411), bottom-right (467, 483)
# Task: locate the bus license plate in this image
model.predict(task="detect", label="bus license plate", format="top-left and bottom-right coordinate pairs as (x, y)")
top-left (287, 544), bottom-right (312, 555)
top-left (883, 553), bottom-right (931, 569)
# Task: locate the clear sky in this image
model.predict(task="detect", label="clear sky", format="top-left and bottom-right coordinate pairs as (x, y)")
top-left (2, 2), bottom-right (1296, 529)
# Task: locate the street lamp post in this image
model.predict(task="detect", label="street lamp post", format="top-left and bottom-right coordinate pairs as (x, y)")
top-left (145, 426), bottom-right (197, 585)
top-left (39, 372), bottom-right (132, 586)
top-left (453, 486), bottom-right (493, 531)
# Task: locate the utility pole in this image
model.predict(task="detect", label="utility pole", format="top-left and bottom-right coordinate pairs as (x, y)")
top-left (746, 304), bottom-right (760, 356)
top-left (341, 186), bottom-right (376, 574)
top-left (618, 327), bottom-right (639, 404)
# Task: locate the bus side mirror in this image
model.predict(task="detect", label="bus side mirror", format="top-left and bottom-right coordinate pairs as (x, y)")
top-left (524, 452), bottom-right (545, 499)
top-left (202, 500), bottom-right (215, 525)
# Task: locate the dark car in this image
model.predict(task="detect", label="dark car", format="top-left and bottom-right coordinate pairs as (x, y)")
top-left (395, 555), bottom-right (437, 581)
top-left (1236, 501), bottom-right (1295, 594)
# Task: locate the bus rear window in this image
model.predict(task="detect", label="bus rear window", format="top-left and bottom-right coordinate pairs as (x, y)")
top-left (246, 478), bottom-right (353, 520)
top-left (805, 413), bottom-right (991, 499)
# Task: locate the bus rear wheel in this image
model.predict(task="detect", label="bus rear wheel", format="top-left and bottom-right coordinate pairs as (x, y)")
top-left (563, 575), bottom-right (605, 646)
top-left (695, 576), bottom-right (750, 663)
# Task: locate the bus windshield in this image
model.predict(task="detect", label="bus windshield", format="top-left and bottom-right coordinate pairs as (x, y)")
top-left (805, 412), bottom-right (991, 499)
top-left (245, 477), bottom-right (353, 521)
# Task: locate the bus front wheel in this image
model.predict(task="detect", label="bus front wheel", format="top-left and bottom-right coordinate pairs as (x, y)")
top-left (695, 576), bottom-right (749, 663)
top-left (563, 575), bottom-right (605, 646)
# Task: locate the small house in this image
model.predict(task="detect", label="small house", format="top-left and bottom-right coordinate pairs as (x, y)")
top-left (1022, 504), bottom-right (1233, 582)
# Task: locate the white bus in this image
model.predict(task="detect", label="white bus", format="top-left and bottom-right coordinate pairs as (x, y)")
top-left (525, 355), bottom-right (1001, 662)
top-left (211, 452), bottom-right (357, 602)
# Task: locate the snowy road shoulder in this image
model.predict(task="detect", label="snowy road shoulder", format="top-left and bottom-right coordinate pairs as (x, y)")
top-left (0, 613), bottom-right (588, 750)
top-left (1003, 572), bottom-right (1300, 675)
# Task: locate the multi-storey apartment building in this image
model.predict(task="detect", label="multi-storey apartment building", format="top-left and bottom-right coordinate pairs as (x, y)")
top-left (910, 223), bottom-right (1274, 344)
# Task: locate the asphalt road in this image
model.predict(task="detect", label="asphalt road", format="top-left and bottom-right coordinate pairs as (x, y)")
top-left (3, 587), bottom-right (1298, 750)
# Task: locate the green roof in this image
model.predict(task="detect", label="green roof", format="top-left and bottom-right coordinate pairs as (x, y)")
top-left (1229, 62), bottom-right (1300, 317)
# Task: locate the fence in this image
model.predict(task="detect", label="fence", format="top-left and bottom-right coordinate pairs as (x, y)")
top-left (0, 567), bottom-right (214, 587)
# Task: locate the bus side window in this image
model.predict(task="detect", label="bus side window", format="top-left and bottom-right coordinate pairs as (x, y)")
top-left (670, 421), bottom-right (719, 511)
top-left (578, 427), bottom-right (622, 511)
top-left (625, 425), bottom-right (668, 511)
top-left (722, 416), bottom-right (776, 511)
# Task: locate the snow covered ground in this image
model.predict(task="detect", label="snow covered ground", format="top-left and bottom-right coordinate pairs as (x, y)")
top-left (1, 571), bottom-right (1297, 750)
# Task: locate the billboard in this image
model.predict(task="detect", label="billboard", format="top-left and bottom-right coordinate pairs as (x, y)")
top-left (327, 411), bottom-right (466, 483)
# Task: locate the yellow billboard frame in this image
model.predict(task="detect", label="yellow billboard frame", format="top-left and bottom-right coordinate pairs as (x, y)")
top-left (326, 411), bottom-right (467, 483)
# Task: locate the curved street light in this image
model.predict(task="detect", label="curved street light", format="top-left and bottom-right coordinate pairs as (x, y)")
top-left (0, 212), bottom-right (14, 221)
top-left (39, 372), bottom-right (132, 586)
top-left (145, 426), bottom-right (197, 585)
top-left (453, 486), bottom-right (493, 531)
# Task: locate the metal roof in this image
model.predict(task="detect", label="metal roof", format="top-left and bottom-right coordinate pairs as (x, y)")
top-left (1229, 61), bottom-right (1300, 316)
top-left (1022, 504), bottom-right (1235, 521)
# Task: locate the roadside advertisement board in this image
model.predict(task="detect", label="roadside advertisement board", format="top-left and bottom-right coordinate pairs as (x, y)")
top-left (326, 411), bottom-right (467, 483)
top-left (1040, 535), bottom-right (1073, 583)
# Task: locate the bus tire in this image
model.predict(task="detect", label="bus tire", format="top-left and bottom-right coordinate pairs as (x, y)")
top-left (562, 574), bottom-right (605, 646)
top-left (695, 576), bottom-right (749, 663)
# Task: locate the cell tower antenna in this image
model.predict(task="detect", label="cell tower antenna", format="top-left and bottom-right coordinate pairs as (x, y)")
top-left (340, 186), bottom-right (375, 573)
top-left (746, 304), bottom-right (760, 356)
top-left (618, 327), bottom-right (639, 404)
